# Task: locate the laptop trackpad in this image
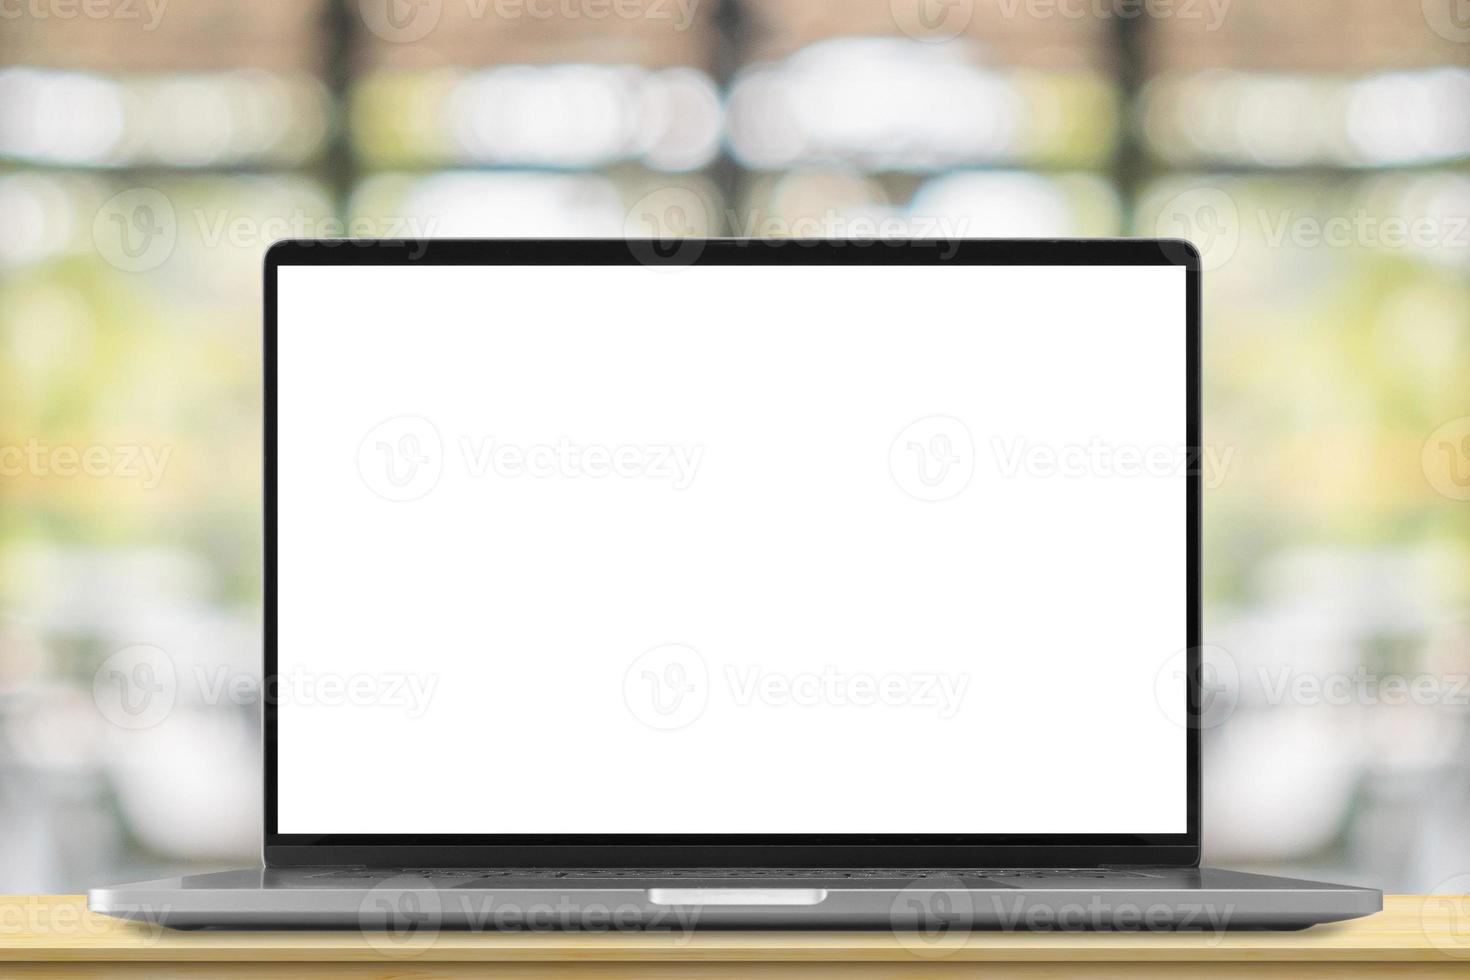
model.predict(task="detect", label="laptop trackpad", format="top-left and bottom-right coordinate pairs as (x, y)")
top-left (647, 888), bottom-right (828, 906)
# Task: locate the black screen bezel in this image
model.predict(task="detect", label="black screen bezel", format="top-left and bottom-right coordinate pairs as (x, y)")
top-left (262, 237), bottom-right (1202, 869)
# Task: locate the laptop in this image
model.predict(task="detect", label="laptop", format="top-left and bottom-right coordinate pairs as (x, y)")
top-left (90, 238), bottom-right (1380, 931)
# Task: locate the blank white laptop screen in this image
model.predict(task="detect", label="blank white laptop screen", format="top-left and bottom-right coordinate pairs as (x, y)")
top-left (274, 262), bottom-right (1188, 835)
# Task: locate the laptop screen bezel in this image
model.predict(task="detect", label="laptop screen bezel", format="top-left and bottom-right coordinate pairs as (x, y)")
top-left (262, 237), bottom-right (1202, 869)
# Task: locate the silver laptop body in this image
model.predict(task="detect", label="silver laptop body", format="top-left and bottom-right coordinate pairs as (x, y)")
top-left (91, 238), bottom-right (1380, 932)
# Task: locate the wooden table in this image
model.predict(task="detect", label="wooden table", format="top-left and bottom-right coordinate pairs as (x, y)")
top-left (1, 895), bottom-right (1467, 977)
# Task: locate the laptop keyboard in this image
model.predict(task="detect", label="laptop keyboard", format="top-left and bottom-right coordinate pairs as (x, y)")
top-left (308, 867), bottom-right (1156, 881)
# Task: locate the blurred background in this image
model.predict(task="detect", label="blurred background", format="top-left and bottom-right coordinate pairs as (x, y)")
top-left (1, 0), bottom-right (1468, 894)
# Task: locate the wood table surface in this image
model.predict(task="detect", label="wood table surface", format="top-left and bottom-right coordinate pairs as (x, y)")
top-left (0, 894), bottom-right (1466, 977)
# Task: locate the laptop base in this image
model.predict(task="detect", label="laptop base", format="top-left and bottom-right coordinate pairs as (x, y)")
top-left (91, 866), bottom-right (1380, 931)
